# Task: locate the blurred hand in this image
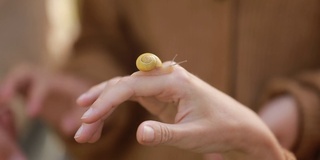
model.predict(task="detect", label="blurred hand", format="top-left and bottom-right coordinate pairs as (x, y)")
top-left (0, 106), bottom-right (26, 160)
top-left (259, 95), bottom-right (298, 149)
top-left (75, 62), bottom-right (284, 160)
top-left (0, 64), bottom-right (93, 136)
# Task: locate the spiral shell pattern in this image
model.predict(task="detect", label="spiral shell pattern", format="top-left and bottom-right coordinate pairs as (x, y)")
top-left (136, 53), bottom-right (162, 71)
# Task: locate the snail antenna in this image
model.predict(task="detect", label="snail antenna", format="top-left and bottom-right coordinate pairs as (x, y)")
top-left (171, 54), bottom-right (187, 66)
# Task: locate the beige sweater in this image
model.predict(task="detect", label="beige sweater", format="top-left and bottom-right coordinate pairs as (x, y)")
top-left (61, 0), bottom-right (320, 159)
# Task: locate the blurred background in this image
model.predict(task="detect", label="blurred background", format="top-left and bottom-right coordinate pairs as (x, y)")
top-left (0, 0), bottom-right (78, 159)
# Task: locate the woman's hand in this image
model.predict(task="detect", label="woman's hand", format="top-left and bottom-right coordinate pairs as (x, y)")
top-left (0, 64), bottom-right (92, 136)
top-left (75, 62), bottom-right (285, 160)
top-left (0, 106), bottom-right (26, 160)
top-left (259, 95), bottom-right (299, 149)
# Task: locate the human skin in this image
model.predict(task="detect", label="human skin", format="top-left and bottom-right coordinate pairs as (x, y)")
top-left (0, 106), bottom-right (26, 160)
top-left (259, 95), bottom-right (298, 150)
top-left (75, 62), bottom-right (285, 160)
top-left (0, 64), bottom-right (93, 136)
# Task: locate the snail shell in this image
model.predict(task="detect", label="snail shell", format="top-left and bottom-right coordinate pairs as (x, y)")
top-left (136, 53), bottom-right (162, 71)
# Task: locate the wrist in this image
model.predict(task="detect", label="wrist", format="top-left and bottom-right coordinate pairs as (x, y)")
top-left (223, 111), bottom-right (285, 160)
top-left (244, 127), bottom-right (284, 160)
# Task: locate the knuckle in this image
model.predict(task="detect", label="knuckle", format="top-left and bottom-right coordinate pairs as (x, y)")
top-left (90, 83), bottom-right (104, 92)
top-left (89, 85), bottom-right (99, 92)
top-left (108, 77), bottom-right (121, 85)
top-left (116, 76), bottom-right (131, 86)
top-left (170, 68), bottom-right (192, 86)
top-left (158, 125), bottom-right (173, 144)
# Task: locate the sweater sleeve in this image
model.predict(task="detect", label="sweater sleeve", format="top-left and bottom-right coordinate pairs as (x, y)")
top-left (61, 0), bottom-right (138, 81)
top-left (56, 1), bottom-right (147, 159)
top-left (259, 70), bottom-right (320, 160)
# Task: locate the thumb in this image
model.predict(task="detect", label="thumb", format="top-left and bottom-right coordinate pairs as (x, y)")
top-left (136, 120), bottom-right (184, 146)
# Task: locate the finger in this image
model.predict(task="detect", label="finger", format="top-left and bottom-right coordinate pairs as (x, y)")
top-left (80, 74), bottom-right (177, 124)
top-left (136, 120), bottom-right (211, 152)
top-left (26, 79), bottom-right (47, 117)
top-left (136, 120), bottom-right (186, 146)
top-left (0, 84), bottom-right (14, 106)
top-left (0, 143), bottom-right (26, 160)
top-left (0, 126), bottom-right (27, 160)
top-left (0, 78), bottom-right (15, 104)
top-left (76, 82), bottom-right (107, 107)
top-left (74, 120), bottom-right (103, 143)
top-left (77, 77), bottom-right (121, 107)
top-left (87, 123), bottom-right (103, 143)
top-left (0, 107), bottom-right (16, 138)
top-left (8, 152), bottom-right (27, 160)
top-left (74, 110), bottom-right (115, 142)
top-left (80, 65), bottom-right (190, 124)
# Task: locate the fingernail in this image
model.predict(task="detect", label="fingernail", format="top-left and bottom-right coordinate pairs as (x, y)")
top-left (74, 125), bottom-right (83, 139)
top-left (143, 126), bottom-right (155, 142)
top-left (81, 108), bottom-right (93, 120)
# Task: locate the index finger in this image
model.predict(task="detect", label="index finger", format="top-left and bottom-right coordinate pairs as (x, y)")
top-left (80, 66), bottom-right (188, 124)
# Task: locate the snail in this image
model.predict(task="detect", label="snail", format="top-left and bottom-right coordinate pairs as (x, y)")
top-left (136, 53), bottom-right (187, 73)
top-left (136, 53), bottom-right (162, 72)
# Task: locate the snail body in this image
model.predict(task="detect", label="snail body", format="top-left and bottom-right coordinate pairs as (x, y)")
top-left (136, 53), bottom-right (162, 72)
